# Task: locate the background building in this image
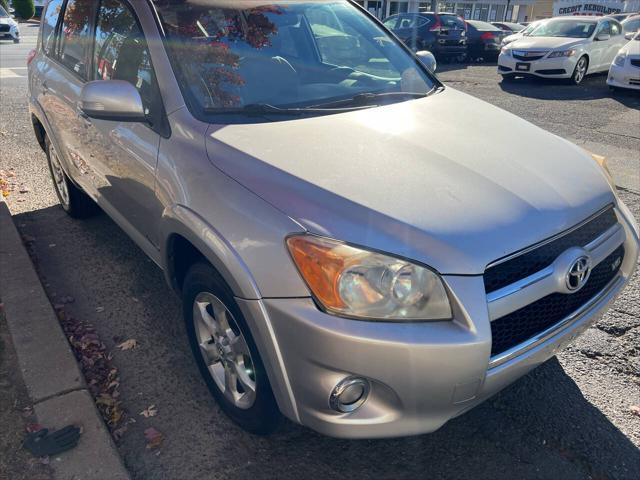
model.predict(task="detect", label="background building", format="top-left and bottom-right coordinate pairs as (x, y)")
top-left (355, 0), bottom-right (638, 21)
top-left (355, 1), bottom-right (537, 22)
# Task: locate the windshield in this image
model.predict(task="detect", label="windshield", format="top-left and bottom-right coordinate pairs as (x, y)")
top-left (529, 20), bottom-right (596, 38)
top-left (151, 0), bottom-right (435, 116)
top-left (0, 6), bottom-right (9, 17)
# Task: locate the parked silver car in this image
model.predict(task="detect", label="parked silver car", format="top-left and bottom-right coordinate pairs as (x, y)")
top-left (29, 0), bottom-right (639, 438)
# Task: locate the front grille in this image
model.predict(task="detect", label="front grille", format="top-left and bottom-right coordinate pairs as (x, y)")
top-left (0, 25), bottom-right (10, 33)
top-left (512, 51), bottom-right (548, 61)
top-left (630, 59), bottom-right (640, 68)
top-left (484, 207), bottom-right (617, 294)
top-left (490, 245), bottom-right (624, 357)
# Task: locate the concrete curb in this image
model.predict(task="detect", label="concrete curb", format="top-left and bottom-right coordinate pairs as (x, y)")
top-left (0, 197), bottom-right (130, 480)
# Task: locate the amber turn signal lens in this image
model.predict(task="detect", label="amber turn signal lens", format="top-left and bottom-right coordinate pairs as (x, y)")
top-left (286, 236), bottom-right (350, 310)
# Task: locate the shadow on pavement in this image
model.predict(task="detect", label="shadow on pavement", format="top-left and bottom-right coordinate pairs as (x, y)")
top-left (14, 205), bottom-right (640, 480)
top-left (499, 73), bottom-right (640, 108)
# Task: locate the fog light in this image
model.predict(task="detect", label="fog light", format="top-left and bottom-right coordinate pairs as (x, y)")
top-left (329, 377), bottom-right (370, 413)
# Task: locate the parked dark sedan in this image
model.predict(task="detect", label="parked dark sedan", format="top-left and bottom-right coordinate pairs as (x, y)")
top-left (491, 21), bottom-right (525, 33)
top-left (383, 12), bottom-right (467, 60)
top-left (465, 20), bottom-right (506, 61)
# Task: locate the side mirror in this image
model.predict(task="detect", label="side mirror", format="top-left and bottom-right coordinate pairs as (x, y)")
top-left (595, 33), bottom-right (611, 41)
top-left (624, 32), bottom-right (635, 40)
top-left (416, 50), bottom-right (437, 73)
top-left (80, 80), bottom-right (146, 123)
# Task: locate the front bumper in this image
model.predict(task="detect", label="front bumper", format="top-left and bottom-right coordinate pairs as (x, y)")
top-left (239, 203), bottom-right (639, 439)
top-left (0, 26), bottom-right (20, 41)
top-left (607, 62), bottom-right (640, 90)
top-left (498, 52), bottom-right (577, 78)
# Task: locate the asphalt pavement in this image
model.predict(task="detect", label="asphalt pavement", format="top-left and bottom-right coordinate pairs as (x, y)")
top-left (1, 24), bottom-right (639, 480)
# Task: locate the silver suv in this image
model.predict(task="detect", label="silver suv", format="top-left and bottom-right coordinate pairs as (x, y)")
top-left (29, 0), bottom-right (639, 438)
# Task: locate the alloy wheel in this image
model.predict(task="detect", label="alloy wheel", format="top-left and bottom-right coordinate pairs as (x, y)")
top-left (193, 292), bottom-right (257, 410)
top-left (573, 58), bottom-right (587, 84)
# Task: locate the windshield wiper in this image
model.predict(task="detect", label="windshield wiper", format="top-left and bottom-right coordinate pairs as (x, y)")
top-left (203, 102), bottom-right (370, 116)
top-left (308, 91), bottom-right (429, 109)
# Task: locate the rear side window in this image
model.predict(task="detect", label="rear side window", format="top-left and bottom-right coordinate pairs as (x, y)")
top-left (41, 0), bottom-right (64, 55)
top-left (58, 0), bottom-right (94, 78)
top-left (396, 15), bottom-right (431, 29)
top-left (611, 21), bottom-right (621, 36)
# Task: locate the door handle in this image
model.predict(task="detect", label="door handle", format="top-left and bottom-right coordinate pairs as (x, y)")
top-left (41, 81), bottom-right (49, 94)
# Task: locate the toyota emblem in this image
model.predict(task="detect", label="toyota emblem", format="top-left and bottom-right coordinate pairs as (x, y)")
top-left (566, 256), bottom-right (592, 292)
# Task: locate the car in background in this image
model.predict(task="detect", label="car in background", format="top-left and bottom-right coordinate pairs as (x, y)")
top-left (492, 21), bottom-right (525, 33)
top-left (498, 16), bottom-right (627, 85)
top-left (0, 4), bottom-right (19, 43)
top-left (465, 20), bottom-right (506, 61)
top-left (608, 30), bottom-right (640, 90)
top-left (622, 14), bottom-right (640, 34)
top-left (383, 12), bottom-right (467, 60)
top-left (607, 12), bottom-right (637, 23)
top-left (501, 19), bottom-right (546, 47)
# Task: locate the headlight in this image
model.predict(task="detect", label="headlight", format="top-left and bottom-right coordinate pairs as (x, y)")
top-left (286, 235), bottom-right (452, 321)
top-left (500, 46), bottom-right (511, 56)
top-left (547, 50), bottom-right (575, 58)
top-left (613, 52), bottom-right (626, 67)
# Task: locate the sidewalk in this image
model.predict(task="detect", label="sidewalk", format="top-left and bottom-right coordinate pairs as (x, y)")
top-left (0, 197), bottom-right (130, 480)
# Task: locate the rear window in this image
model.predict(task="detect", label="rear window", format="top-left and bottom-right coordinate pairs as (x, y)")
top-left (439, 15), bottom-right (465, 29)
top-left (467, 20), bottom-right (501, 31)
top-left (41, 0), bottom-right (64, 55)
top-left (58, 0), bottom-right (94, 78)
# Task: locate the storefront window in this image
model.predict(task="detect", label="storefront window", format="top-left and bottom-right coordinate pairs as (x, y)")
top-left (456, 2), bottom-right (473, 19)
top-left (389, 1), bottom-right (410, 15)
top-left (473, 3), bottom-right (490, 21)
top-left (438, 2), bottom-right (456, 13)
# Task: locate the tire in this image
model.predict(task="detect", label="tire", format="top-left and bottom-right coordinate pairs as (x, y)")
top-left (13, 38), bottom-right (20, 44)
top-left (569, 56), bottom-right (588, 85)
top-left (45, 137), bottom-right (99, 218)
top-left (183, 262), bottom-right (281, 434)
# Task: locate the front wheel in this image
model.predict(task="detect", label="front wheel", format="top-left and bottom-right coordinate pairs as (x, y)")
top-left (569, 56), bottom-right (588, 85)
top-left (183, 262), bottom-right (281, 434)
top-left (13, 38), bottom-right (20, 44)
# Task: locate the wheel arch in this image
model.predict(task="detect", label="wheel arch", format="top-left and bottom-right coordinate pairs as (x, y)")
top-left (161, 205), bottom-right (262, 300)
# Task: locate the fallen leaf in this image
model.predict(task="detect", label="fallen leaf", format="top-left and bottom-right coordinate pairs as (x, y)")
top-left (139, 405), bottom-right (158, 418)
top-left (630, 405), bottom-right (640, 417)
top-left (144, 427), bottom-right (164, 450)
top-left (117, 339), bottom-right (138, 351)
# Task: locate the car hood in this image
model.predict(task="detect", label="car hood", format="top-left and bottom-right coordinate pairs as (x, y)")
top-left (205, 88), bottom-right (614, 275)
top-left (622, 39), bottom-right (640, 55)
top-left (509, 36), bottom-right (587, 50)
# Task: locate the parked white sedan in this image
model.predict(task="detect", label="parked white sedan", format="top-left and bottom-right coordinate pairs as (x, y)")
top-left (608, 31), bottom-right (640, 90)
top-left (498, 16), bottom-right (627, 85)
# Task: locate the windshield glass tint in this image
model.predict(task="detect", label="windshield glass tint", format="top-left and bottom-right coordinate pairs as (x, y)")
top-left (152, 0), bottom-right (434, 113)
top-left (0, 6), bottom-right (8, 17)
top-left (530, 20), bottom-right (596, 38)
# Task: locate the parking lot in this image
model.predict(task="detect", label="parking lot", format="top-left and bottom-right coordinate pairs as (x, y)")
top-left (1, 22), bottom-right (639, 480)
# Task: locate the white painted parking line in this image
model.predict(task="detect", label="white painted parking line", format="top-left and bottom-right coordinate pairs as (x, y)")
top-left (0, 67), bottom-right (25, 78)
